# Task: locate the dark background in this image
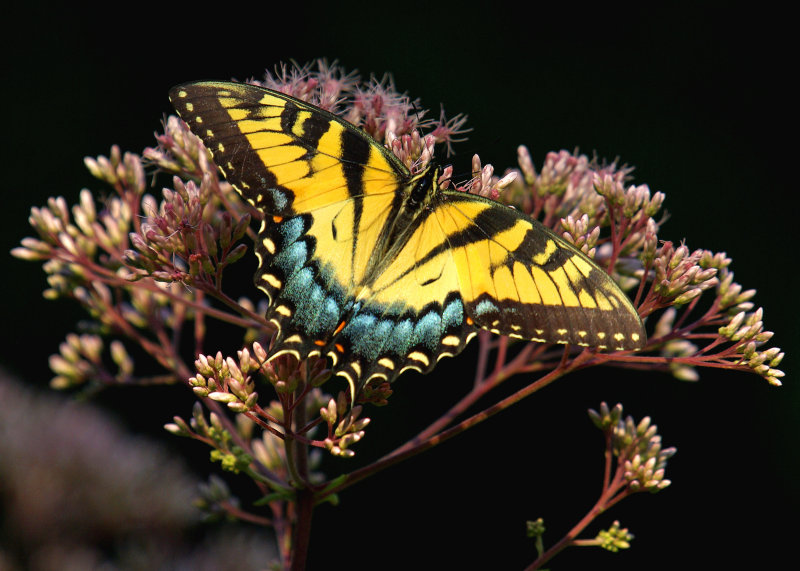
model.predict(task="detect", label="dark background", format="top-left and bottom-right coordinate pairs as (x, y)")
top-left (3, 3), bottom-right (796, 569)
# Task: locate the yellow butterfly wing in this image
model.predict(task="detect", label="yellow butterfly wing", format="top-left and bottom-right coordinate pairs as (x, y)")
top-left (169, 82), bottom-right (469, 393)
top-left (430, 192), bottom-right (644, 348)
top-left (168, 80), bottom-right (400, 291)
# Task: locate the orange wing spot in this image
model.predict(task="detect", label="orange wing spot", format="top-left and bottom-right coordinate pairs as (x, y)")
top-left (314, 339), bottom-right (326, 347)
top-left (333, 321), bottom-right (347, 336)
top-left (335, 343), bottom-right (345, 353)
top-left (273, 215), bottom-right (283, 223)
top-left (466, 316), bottom-right (474, 326)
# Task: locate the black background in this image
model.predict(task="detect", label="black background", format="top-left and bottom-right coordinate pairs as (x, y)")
top-left (3, 3), bottom-right (797, 569)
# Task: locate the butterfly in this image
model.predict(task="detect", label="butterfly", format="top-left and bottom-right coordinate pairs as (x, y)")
top-left (169, 81), bottom-right (645, 401)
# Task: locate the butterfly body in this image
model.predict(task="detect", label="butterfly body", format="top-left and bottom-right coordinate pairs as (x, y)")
top-left (169, 81), bottom-right (645, 399)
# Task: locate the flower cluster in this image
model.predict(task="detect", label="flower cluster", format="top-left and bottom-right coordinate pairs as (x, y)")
top-left (127, 177), bottom-right (250, 284)
top-left (12, 59), bottom-right (786, 569)
top-left (248, 59), bottom-right (468, 169)
top-left (319, 397), bottom-right (371, 458)
top-left (191, 349), bottom-right (260, 413)
top-left (467, 139), bottom-right (783, 387)
top-left (615, 417), bottom-right (675, 493)
top-left (526, 403), bottom-right (672, 567)
top-left (649, 242), bottom-right (721, 305)
top-left (12, 59), bottom-right (783, 457)
top-left (166, 401), bottom-right (253, 474)
top-left (143, 114), bottom-right (218, 179)
top-left (456, 154), bottom-right (518, 200)
top-left (595, 521), bottom-right (634, 552)
top-left (500, 148), bottom-right (666, 270)
top-left (590, 402), bottom-right (676, 493)
top-left (253, 59), bottom-right (359, 113)
top-left (48, 333), bottom-right (133, 389)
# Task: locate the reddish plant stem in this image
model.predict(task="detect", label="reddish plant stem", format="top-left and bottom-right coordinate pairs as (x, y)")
top-left (526, 448), bottom-right (628, 570)
top-left (393, 342), bottom-right (539, 456)
top-left (331, 351), bottom-right (597, 496)
top-left (526, 491), bottom-right (610, 570)
top-left (219, 500), bottom-right (273, 526)
top-left (194, 289), bottom-right (206, 356)
top-left (473, 331), bottom-right (491, 386)
top-left (286, 383), bottom-right (314, 571)
top-left (602, 431), bottom-right (614, 492)
top-left (289, 488), bottom-right (314, 571)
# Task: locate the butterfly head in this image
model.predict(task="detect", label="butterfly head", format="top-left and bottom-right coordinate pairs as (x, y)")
top-left (407, 162), bottom-right (442, 207)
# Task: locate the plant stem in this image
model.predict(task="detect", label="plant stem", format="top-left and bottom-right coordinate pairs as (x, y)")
top-left (287, 382), bottom-right (313, 570)
top-left (526, 460), bottom-right (628, 570)
top-left (525, 485), bottom-right (613, 569)
top-left (290, 488), bottom-right (314, 571)
top-left (332, 354), bottom-right (588, 495)
top-left (393, 342), bottom-right (537, 455)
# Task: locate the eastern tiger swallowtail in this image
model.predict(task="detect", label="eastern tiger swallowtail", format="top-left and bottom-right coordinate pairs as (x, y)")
top-left (169, 81), bottom-right (645, 400)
